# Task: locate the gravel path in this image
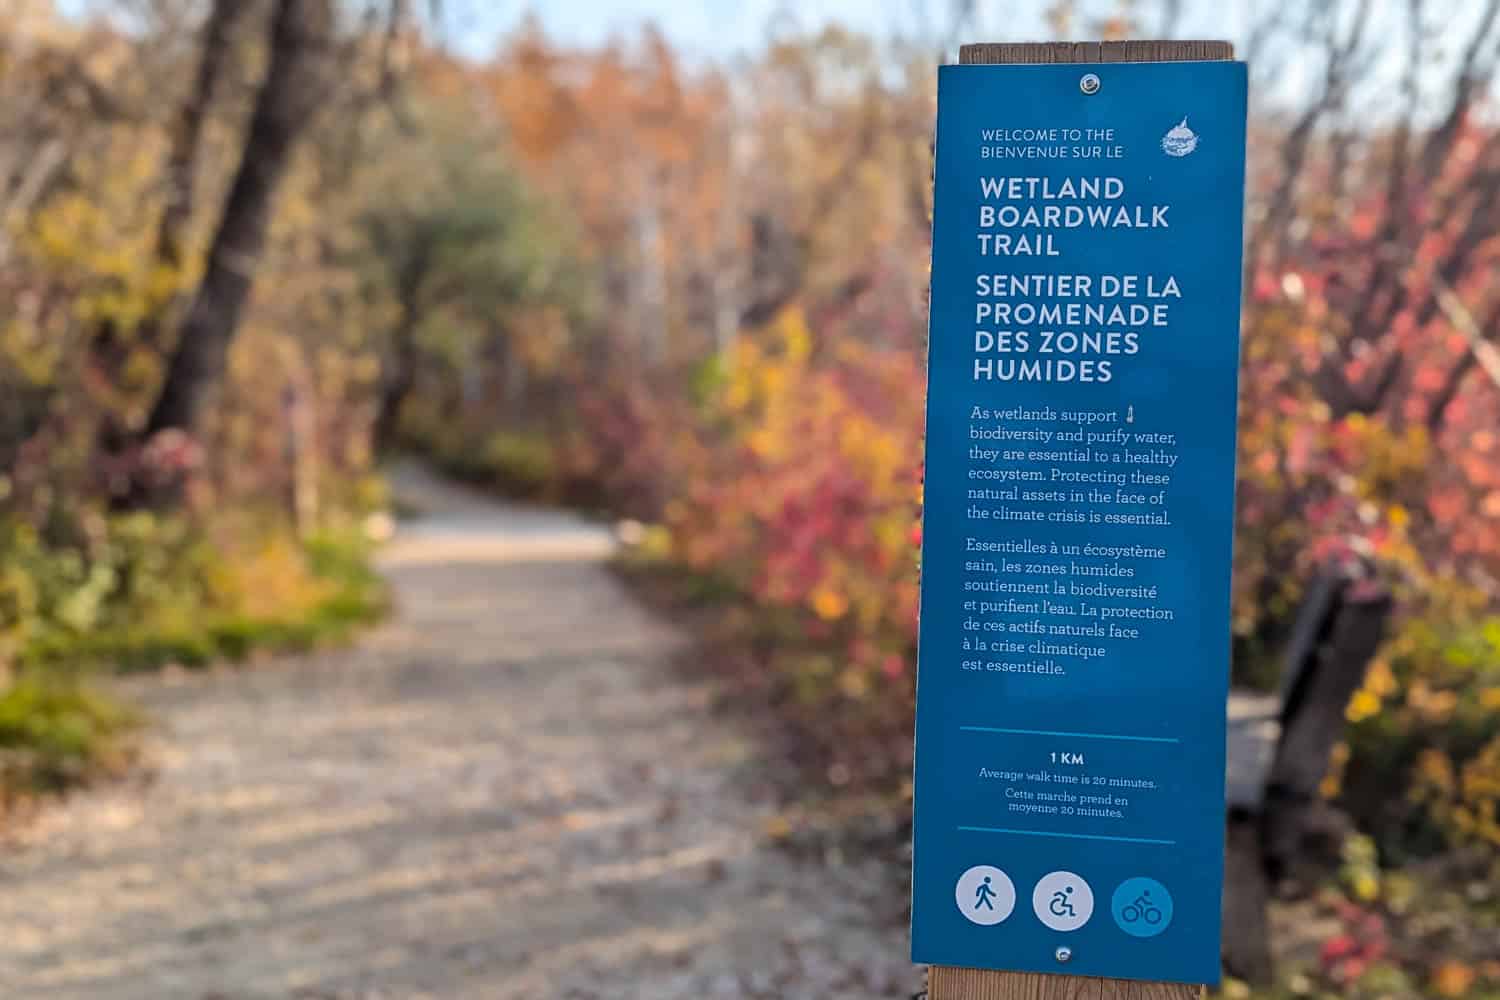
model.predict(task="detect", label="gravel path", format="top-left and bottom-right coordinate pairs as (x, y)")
top-left (0, 462), bottom-right (918, 999)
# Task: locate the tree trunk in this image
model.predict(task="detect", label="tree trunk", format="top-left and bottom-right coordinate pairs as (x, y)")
top-left (158, 0), bottom-right (250, 273)
top-left (1222, 815), bottom-right (1275, 983)
top-left (90, 0), bottom-right (248, 473)
top-left (372, 309), bottom-right (419, 452)
top-left (145, 0), bottom-right (333, 437)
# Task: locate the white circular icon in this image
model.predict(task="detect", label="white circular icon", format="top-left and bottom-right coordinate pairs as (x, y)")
top-left (955, 865), bottom-right (1016, 925)
top-left (1032, 871), bottom-right (1094, 931)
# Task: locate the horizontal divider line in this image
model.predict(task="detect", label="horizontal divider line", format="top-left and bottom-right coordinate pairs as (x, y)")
top-left (959, 725), bottom-right (1179, 744)
top-left (958, 825), bottom-right (1177, 846)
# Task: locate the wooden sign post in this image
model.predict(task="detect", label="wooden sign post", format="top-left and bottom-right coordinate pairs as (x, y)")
top-left (915, 39), bottom-right (1241, 1000)
top-left (930, 963), bottom-right (1199, 1000)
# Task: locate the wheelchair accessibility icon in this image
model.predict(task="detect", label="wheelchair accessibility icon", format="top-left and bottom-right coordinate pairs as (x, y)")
top-left (1111, 878), bottom-right (1173, 938)
top-left (1032, 872), bottom-right (1093, 931)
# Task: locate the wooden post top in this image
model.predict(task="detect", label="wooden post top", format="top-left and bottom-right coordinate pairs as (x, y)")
top-left (958, 41), bottom-right (1234, 65)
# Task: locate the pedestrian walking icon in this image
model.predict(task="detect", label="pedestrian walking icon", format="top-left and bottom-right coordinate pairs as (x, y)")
top-left (1032, 871), bottom-right (1093, 931)
top-left (955, 866), bottom-right (1015, 925)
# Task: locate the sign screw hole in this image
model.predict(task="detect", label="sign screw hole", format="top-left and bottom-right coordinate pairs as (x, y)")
top-left (1056, 946), bottom-right (1073, 963)
top-left (1079, 73), bottom-right (1101, 95)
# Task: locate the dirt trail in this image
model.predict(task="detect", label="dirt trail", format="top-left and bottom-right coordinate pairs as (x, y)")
top-left (0, 462), bottom-right (916, 999)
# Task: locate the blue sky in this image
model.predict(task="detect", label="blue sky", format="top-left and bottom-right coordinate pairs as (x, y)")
top-left (55, 0), bottom-right (1478, 117)
top-left (55, 0), bottom-right (1032, 60)
top-left (443, 1), bottom-right (885, 54)
top-left (429, 1), bottom-right (1490, 120)
top-left (438, 1), bottom-right (927, 59)
top-left (52, 2), bottom-right (1261, 65)
top-left (436, 2), bottom-right (1096, 60)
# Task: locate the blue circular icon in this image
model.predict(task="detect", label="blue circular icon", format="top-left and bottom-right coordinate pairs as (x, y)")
top-left (1111, 878), bottom-right (1173, 937)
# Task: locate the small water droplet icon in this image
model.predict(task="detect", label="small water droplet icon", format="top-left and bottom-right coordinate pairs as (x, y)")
top-left (1162, 117), bottom-right (1198, 157)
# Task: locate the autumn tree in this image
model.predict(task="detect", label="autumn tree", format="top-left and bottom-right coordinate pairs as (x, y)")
top-left (1191, 0), bottom-right (1500, 979)
top-left (356, 98), bottom-right (583, 449)
top-left (145, 0), bottom-right (336, 437)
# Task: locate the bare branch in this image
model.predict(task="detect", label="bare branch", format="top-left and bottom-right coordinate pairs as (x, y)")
top-left (158, 0), bottom-right (255, 271)
top-left (1419, 0), bottom-right (1500, 181)
top-left (1159, 0), bottom-right (1185, 37)
top-left (1248, 0), bottom-right (1376, 269)
top-left (1434, 280), bottom-right (1500, 391)
top-left (1338, 0), bottom-right (1424, 351)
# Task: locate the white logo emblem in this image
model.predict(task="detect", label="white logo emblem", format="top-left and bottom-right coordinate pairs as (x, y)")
top-left (1162, 117), bottom-right (1198, 157)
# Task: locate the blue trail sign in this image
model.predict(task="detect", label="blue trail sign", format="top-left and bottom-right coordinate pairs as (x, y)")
top-left (910, 60), bottom-right (1247, 985)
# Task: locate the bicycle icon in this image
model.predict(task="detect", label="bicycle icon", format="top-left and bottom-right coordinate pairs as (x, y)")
top-left (1120, 890), bottom-right (1163, 925)
top-left (1111, 877), bottom-right (1173, 938)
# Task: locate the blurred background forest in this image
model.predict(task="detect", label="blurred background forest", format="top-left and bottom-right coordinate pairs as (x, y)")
top-left (4, 0), bottom-right (1500, 996)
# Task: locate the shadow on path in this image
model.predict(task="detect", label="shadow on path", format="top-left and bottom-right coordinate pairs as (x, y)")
top-left (0, 461), bottom-right (916, 1000)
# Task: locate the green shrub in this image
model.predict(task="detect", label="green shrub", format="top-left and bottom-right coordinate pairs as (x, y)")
top-left (401, 408), bottom-right (562, 502)
top-left (479, 430), bottom-right (556, 496)
top-left (5, 519), bottom-right (386, 675)
top-left (0, 677), bottom-right (138, 794)
top-left (1341, 614), bottom-right (1500, 861)
top-left (0, 515), bottom-right (386, 801)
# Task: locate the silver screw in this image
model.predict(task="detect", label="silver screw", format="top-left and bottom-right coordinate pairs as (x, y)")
top-left (1055, 946), bottom-right (1073, 963)
top-left (1079, 73), bottom-right (1101, 95)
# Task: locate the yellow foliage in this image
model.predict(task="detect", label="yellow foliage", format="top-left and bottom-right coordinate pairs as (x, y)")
top-left (761, 813), bottom-right (794, 840)
top-left (1432, 961), bottom-right (1477, 998)
top-left (1350, 871), bottom-right (1380, 902)
top-left (1321, 741), bottom-right (1350, 798)
top-left (1364, 659), bottom-right (1398, 697)
top-left (206, 532), bottom-right (329, 621)
top-left (838, 668), bottom-right (870, 699)
top-left (1415, 748), bottom-right (1456, 797)
top-left (811, 587), bottom-right (849, 621)
top-left (1346, 688), bottom-right (1383, 723)
top-left (1406, 680), bottom-right (1459, 723)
